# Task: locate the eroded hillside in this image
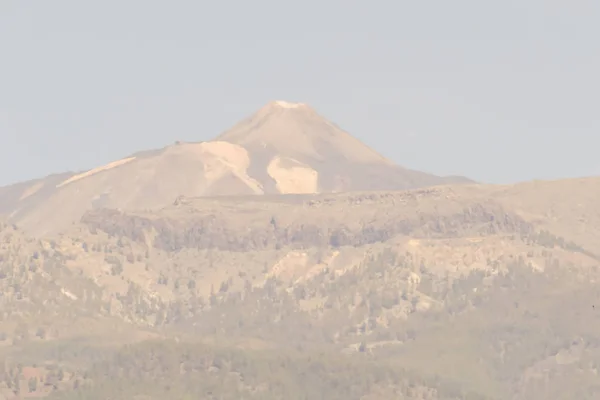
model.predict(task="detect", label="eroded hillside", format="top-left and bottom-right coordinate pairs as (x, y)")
top-left (0, 178), bottom-right (599, 399)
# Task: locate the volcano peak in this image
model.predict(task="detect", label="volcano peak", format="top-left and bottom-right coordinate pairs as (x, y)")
top-left (271, 100), bottom-right (305, 109)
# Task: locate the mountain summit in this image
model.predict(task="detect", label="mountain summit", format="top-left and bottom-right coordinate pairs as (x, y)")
top-left (216, 101), bottom-right (470, 194)
top-left (217, 100), bottom-right (392, 165)
top-left (0, 101), bottom-right (471, 235)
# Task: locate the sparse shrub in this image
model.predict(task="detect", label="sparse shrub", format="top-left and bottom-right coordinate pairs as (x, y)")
top-left (111, 264), bottom-right (123, 276)
top-left (28, 377), bottom-right (37, 392)
top-left (219, 281), bottom-right (229, 293)
top-left (35, 327), bottom-right (46, 339)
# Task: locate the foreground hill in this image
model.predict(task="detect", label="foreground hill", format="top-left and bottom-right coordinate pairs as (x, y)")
top-left (0, 101), bottom-right (470, 236)
top-left (0, 177), bottom-right (599, 399)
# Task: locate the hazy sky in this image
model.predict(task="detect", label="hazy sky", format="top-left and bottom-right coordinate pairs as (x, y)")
top-left (1, 1), bottom-right (599, 186)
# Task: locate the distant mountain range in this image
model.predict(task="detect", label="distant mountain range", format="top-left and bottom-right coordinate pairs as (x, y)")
top-left (0, 100), bottom-right (471, 235)
top-left (2, 101), bottom-right (600, 399)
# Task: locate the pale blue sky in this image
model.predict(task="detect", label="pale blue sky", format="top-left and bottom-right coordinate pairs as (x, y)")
top-left (1, 1), bottom-right (599, 186)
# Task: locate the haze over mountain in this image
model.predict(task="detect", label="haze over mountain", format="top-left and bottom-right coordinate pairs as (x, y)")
top-left (0, 101), bottom-right (470, 236)
top-left (1, 174), bottom-right (600, 399)
top-left (1, 102), bottom-right (599, 398)
top-left (8, 99), bottom-right (600, 399)
top-left (4, 2), bottom-right (600, 398)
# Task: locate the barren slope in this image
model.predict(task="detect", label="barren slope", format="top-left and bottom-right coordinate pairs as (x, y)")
top-left (490, 177), bottom-right (600, 250)
top-left (0, 101), bottom-right (472, 236)
top-left (4, 141), bottom-right (266, 236)
top-left (217, 100), bottom-right (471, 193)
